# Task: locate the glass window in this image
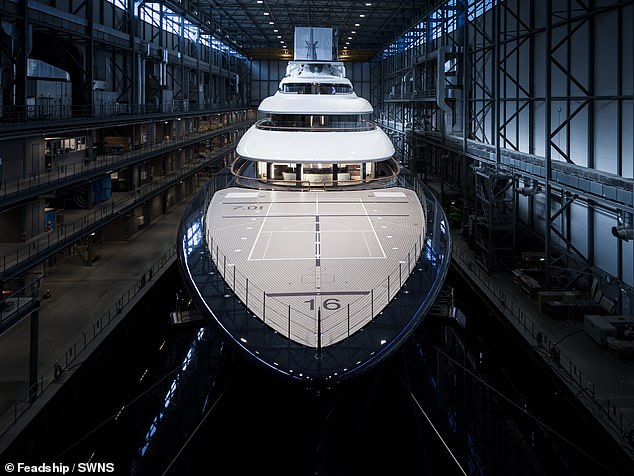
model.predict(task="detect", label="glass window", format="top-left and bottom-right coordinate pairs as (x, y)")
top-left (281, 83), bottom-right (352, 94)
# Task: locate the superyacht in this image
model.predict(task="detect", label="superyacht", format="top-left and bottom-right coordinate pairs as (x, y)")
top-left (178, 27), bottom-right (451, 384)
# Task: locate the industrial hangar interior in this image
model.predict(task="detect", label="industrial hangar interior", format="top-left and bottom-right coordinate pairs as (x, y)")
top-left (0, 1), bottom-right (633, 475)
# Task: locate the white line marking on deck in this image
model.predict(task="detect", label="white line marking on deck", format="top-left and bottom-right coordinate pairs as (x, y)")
top-left (359, 198), bottom-right (386, 258)
top-left (315, 194), bottom-right (321, 267)
top-left (373, 191), bottom-right (406, 198)
top-left (248, 197), bottom-right (274, 260)
top-left (262, 232), bottom-right (274, 258)
top-left (225, 192), bottom-right (259, 198)
top-left (246, 256), bottom-right (388, 262)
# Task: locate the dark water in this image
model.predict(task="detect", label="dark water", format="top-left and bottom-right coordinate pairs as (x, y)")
top-left (2, 266), bottom-right (632, 476)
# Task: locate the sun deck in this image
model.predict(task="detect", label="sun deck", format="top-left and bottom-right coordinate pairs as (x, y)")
top-left (206, 187), bottom-right (426, 348)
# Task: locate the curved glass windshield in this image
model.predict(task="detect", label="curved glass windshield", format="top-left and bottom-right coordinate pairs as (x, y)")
top-left (266, 114), bottom-right (370, 128)
top-left (281, 83), bottom-right (353, 94)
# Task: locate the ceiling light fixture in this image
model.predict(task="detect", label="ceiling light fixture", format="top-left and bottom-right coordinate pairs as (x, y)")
top-left (274, 29), bottom-right (278, 32)
top-left (269, 21), bottom-right (274, 24)
top-left (359, 14), bottom-right (365, 18)
top-left (355, 23), bottom-right (360, 26)
top-left (348, 36), bottom-right (352, 39)
top-left (263, 12), bottom-right (269, 15)
top-left (351, 31), bottom-right (356, 33)
top-left (365, 2), bottom-right (372, 6)
top-left (256, 0), bottom-right (263, 3)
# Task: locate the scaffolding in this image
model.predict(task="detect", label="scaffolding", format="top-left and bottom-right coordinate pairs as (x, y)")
top-left (370, 0), bottom-right (633, 304)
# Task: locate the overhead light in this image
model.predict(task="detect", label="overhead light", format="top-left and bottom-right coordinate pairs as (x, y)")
top-left (343, 46), bottom-right (348, 49)
top-left (359, 14), bottom-right (365, 17)
top-left (269, 21), bottom-right (274, 24)
top-left (280, 40), bottom-right (284, 43)
top-left (277, 35), bottom-right (281, 38)
top-left (351, 31), bottom-right (356, 34)
top-left (273, 29), bottom-right (278, 32)
top-left (365, 2), bottom-right (372, 5)
top-left (348, 36), bottom-right (352, 40)
top-left (256, 0), bottom-right (263, 3)
top-left (263, 12), bottom-right (269, 15)
top-left (355, 23), bottom-right (360, 26)
top-left (345, 42), bottom-right (349, 45)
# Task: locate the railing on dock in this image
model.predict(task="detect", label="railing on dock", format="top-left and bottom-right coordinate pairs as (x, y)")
top-left (0, 247), bottom-right (177, 441)
top-left (451, 242), bottom-right (634, 450)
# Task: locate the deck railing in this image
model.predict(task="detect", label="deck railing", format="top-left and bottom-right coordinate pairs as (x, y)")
top-left (0, 119), bottom-right (254, 205)
top-left (207, 223), bottom-right (428, 347)
top-left (0, 144), bottom-right (238, 279)
top-left (0, 101), bottom-right (249, 128)
top-left (0, 247), bottom-right (177, 441)
top-left (230, 157), bottom-right (401, 191)
top-left (451, 242), bottom-right (634, 451)
top-left (255, 119), bottom-right (376, 133)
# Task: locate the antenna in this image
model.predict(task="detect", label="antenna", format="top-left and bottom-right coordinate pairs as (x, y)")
top-left (305, 28), bottom-right (318, 60)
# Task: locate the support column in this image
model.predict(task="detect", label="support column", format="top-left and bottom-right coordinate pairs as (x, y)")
top-left (544, 0), bottom-right (553, 289)
top-left (28, 304), bottom-right (39, 402)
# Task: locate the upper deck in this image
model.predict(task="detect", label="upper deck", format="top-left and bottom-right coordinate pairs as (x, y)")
top-left (259, 61), bottom-right (372, 115)
top-left (259, 92), bottom-right (372, 115)
top-left (235, 124), bottom-right (394, 164)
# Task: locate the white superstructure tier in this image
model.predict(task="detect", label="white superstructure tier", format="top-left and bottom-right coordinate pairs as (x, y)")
top-left (236, 127), bottom-right (394, 164)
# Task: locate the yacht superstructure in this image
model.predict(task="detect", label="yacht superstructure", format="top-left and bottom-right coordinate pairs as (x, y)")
top-left (177, 28), bottom-right (451, 384)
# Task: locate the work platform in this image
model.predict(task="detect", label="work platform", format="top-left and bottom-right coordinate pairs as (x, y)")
top-left (451, 234), bottom-right (634, 461)
top-left (0, 196), bottom-right (191, 453)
